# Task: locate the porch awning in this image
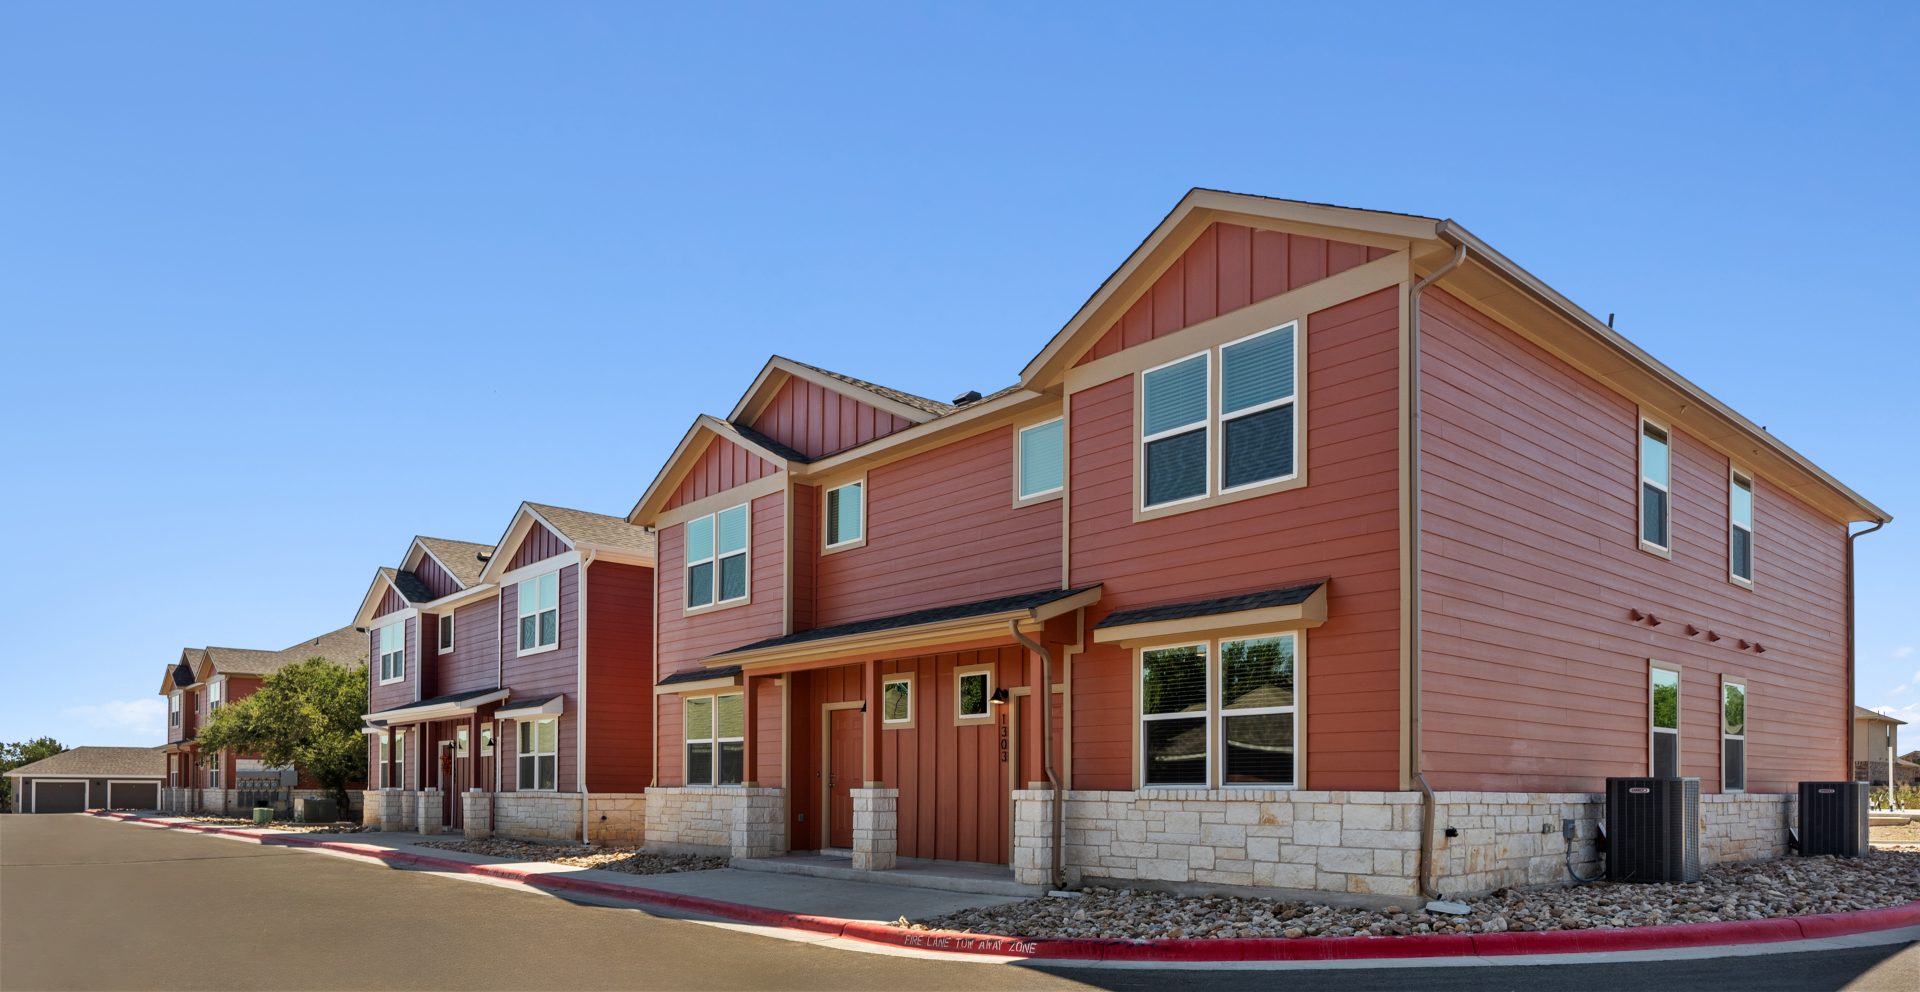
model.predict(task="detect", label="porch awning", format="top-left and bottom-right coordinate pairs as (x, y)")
top-left (655, 665), bottom-right (743, 695)
top-left (1092, 580), bottom-right (1327, 647)
top-left (706, 585), bottom-right (1102, 671)
top-left (494, 694), bottom-right (565, 721)
top-left (362, 687), bottom-right (509, 728)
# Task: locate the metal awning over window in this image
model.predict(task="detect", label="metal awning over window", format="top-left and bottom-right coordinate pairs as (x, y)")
top-left (1093, 580), bottom-right (1326, 647)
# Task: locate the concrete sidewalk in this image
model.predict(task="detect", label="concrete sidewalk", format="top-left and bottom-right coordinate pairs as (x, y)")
top-left (117, 814), bottom-right (1023, 923)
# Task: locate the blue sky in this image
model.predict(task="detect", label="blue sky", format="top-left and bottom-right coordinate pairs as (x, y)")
top-left (3, 3), bottom-right (1915, 748)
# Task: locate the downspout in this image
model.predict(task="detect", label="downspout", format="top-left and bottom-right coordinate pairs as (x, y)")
top-left (1409, 228), bottom-right (1467, 901)
top-left (579, 549), bottom-right (596, 845)
top-left (1847, 521), bottom-right (1885, 780)
top-left (1010, 620), bottom-right (1064, 889)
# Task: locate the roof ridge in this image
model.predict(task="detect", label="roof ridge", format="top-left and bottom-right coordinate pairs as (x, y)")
top-left (777, 355), bottom-right (956, 416)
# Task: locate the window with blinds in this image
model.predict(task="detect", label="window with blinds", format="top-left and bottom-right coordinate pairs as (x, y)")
top-left (685, 693), bottom-right (745, 786)
top-left (1220, 325), bottom-right (1297, 491)
top-left (1018, 418), bottom-right (1065, 500)
top-left (1730, 471), bottom-right (1754, 585)
top-left (1142, 354), bottom-right (1209, 508)
top-left (685, 503), bottom-right (750, 609)
top-left (1141, 644), bottom-right (1208, 785)
top-left (826, 481), bottom-right (863, 548)
top-left (1641, 422), bottom-right (1671, 551)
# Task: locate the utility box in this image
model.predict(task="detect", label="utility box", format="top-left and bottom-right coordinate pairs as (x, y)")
top-left (1798, 781), bottom-right (1869, 857)
top-left (294, 797), bottom-right (338, 824)
top-left (1606, 776), bottom-right (1701, 883)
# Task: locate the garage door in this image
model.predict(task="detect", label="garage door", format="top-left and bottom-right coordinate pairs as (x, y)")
top-left (32, 781), bottom-right (87, 813)
top-left (108, 782), bottom-right (159, 810)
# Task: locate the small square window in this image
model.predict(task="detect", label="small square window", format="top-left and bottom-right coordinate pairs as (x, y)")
top-left (1017, 419), bottom-right (1065, 501)
top-left (826, 481), bottom-right (864, 548)
top-left (956, 669), bottom-right (993, 722)
top-left (438, 614), bottom-right (455, 653)
top-left (882, 676), bottom-right (913, 726)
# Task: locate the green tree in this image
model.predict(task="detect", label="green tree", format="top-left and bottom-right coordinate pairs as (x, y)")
top-left (1, 737), bottom-right (67, 811)
top-left (197, 660), bottom-right (367, 809)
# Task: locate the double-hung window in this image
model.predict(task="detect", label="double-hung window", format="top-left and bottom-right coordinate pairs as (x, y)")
top-left (1142, 354), bottom-right (1210, 508)
top-left (376, 734), bottom-right (391, 789)
top-left (1640, 420), bottom-right (1671, 553)
top-left (169, 691), bottom-right (181, 727)
top-left (825, 481), bottom-right (864, 549)
top-left (1141, 644), bottom-right (1209, 786)
top-left (1017, 418), bottom-right (1065, 502)
top-left (395, 730), bottom-right (408, 790)
top-left (1218, 635), bottom-right (1299, 786)
top-left (207, 679), bottom-right (224, 713)
top-left (1220, 324), bottom-right (1298, 491)
top-left (438, 613), bottom-right (455, 654)
top-left (1140, 633), bottom-right (1303, 789)
top-left (518, 572), bottom-right (559, 653)
top-left (1650, 663), bottom-right (1680, 778)
top-left (685, 504), bottom-right (749, 609)
top-left (207, 749), bottom-right (220, 786)
top-left (378, 623), bottom-right (405, 684)
top-left (518, 718), bottom-right (557, 791)
top-left (1722, 678), bottom-right (1746, 792)
top-left (684, 694), bottom-right (744, 786)
top-left (1730, 470), bottom-right (1754, 586)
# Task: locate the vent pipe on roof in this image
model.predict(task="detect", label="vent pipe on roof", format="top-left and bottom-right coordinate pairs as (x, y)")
top-left (952, 389), bottom-right (983, 405)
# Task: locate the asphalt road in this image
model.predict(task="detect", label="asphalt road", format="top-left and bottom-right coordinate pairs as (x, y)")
top-left (2, 814), bottom-right (1915, 991)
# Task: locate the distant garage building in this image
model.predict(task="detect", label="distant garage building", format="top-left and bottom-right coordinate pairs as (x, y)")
top-left (6, 746), bottom-right (166, 813)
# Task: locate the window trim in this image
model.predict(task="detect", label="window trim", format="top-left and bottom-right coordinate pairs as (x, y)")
top-left (479, 724), bottom-right (494, 756)
top-left (822, 478), bottom-right (868, 554)
top-left (516, 717), bottom-right (558, 792)
top-left (438, 613), bottom-right (455, 654)
top-left (516, 570), bottom-right (561, 658)
top-left (683, 502), bottom-right (753, 615)
top-left (682, 691), bottom-right (746, 786)
top-left (954, 665), bottom-right (995, 725)
top-left (169, 691), bottom-right (181, 727)
top-left (1139, 349), bottom-right (1213, 513)
top-left (1721, 676), bottom-right (1747, 794)
top-left (881, 674), bottom-right (916, 729)
top-left (1638, 414), bottom-right (1673, 559)
top-left (1217, 322), bottom-right (1302, 496)
top-left (1133, 317), bottom-right (1309, 522)
top-left (207, 677), bottom-right (225, 713)
top-left (377, 622), bottom-right (406, 685)
top-left (1136, 631), bottom-right (1307, 791)
top-left (1650, 659), bottom-right (1682, 777)
top-left (395, 730), bottom-right (408, 791)
top-left (1729, 465), bottom-right (1755, 589)
top-left (1014, 416), bottom-right (1066, 506)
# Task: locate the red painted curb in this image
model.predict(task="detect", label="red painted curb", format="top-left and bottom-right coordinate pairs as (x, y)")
top-left (94, 813), bottom-right (1920, 963)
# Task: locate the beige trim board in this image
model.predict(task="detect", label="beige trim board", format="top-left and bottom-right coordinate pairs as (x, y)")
top-left (652, 674), bottom-right (744, 696)
top-left (1092, 585), bottom-right (1328, 648)
top-left (631, 416), bottom-right (794, 525)
top-left (710, 587), bottom-right (1102, 672)
top-left (794, 389), bottom-right (1059, 481)
top-left (655, 472), bottom-right (788, 531)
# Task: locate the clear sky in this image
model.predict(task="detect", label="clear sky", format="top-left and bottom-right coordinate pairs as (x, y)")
top-left (2, 4), bottom-right (1915, 748)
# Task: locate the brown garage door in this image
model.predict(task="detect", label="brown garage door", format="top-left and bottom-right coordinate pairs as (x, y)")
top-left (108, 782), bottom-right (158, 810)
top-left (32, 781), bottom-right (87, 813)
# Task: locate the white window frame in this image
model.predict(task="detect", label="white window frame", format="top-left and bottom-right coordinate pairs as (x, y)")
top-left (376, 734), bottom-right (392, 789)
top-left (1217, 322), bottom-right (1301, 495)
top-left (881, 674), bottom-right (915, 729)
top-left (377, 622), bottom-right (406, 685)
top-left (1139, 350), bottom-right (1212, 512)
top-left (207, 678), bottom-right (225, 713)
top-left (516, 718), bottom-right (558, 792)
top-left (1729, 466), bottom-right (1755, 589)
top-left (169, 691), bottom-right (181, 727)
top-left (1139, 641), bottom-right (1212, 789)
top-left (1137, 631), bottom-right (1307, 791)
top-left (517, 571), bottom-right (560, 656)
top-left (207, 748), bottom-right (221, 787)
top-left (395, 730), bottom-right (408, 791)
top-left (480, 724), bottom-right (494, 756)
top-left (438, 613), bottom-right (455, 654)
top-left (1650, 660), bottom-right (1681, 777)
top-left (682, 693), bottom-right (745, 786)
top-left (1638, 415), bottom-right (1672, 558)
top-left (1216, 632), bottom-right (1302, 789)
top-left (684, 503), bottom-right (751, 613)
top-left (1015, 416), bottom-right (1066, 504)
top-left (455, 727), bottom-right (469, 759)
top-left (1722, 676), bottom-right (1747, 794)
top-left (823, 479), bottom-right (866, 552)
top-left (955, 665), bottom-right (995, 725)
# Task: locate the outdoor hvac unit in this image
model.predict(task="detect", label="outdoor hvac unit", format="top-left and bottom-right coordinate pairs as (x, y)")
top-left (1605, 776), bottom-right (1701, 883)
top-left (294, 797), bottom-right (339, 824)
top-left (1798, 781), bottom-right (1869, 857)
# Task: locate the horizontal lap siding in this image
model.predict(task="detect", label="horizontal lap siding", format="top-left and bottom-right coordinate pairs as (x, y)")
top-left (499, 564), bottom-right (580, 793)
top-left (368, 620), bottom-right (417, 712)
top-left (586, 561), bottom-right (653, 793)
top-left (1076, 222), bottom-right (1393, 366)
top-left (442, 595), bottom-right (502, 694)
top-left (1068, 287), bottom-right (1404, 791)
top-left (812, 426), bottom-right (1063, 626)
top-left (666, 437), bottom-right (777, 511)
top-left (655, 492), bottom-right (788, 678)
top-left (1417, 289), bottom-right (1848, 793)
top-left (750, 375), bottom-right (914, 460)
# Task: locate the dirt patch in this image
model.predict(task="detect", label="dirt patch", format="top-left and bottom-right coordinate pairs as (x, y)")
top-left (418, 838), bottom-right (728, 875)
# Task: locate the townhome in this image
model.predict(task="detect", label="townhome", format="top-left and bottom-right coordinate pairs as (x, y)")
top-left (631, 190), bottom-right (1887, 900)
top-left (356, 510), bottom-right (654, 843)
top-left (158, 627), bottom-right (368, 815)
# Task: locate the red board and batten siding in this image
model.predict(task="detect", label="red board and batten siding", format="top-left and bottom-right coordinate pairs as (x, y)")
top-left (664, 437), bottom-right (777, 512)
top-left (1075, 222), bottom-right (1393, 366)
top-left (375, 584), bottom-right (408, 618)
top-left (498, 565), bottom-right (580, 793)
top-left (655, 492), bottom-right (787, 786)
top-left (585, 560), bottom-right (654, 793)
top-left (1067, 287), bottom-right (1406, 792)
top-left (508, 523), bottom-right (569, 572)
top-left (810, 426), bottom-right (1063, 627)
top-left (1416, 289), bottom-right (1848, 793)
top-left (750, 374), bottom-right (915, 460)
top-left (413, 555), bottom-right (461, 600)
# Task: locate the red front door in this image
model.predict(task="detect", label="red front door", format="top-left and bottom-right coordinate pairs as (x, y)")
top-left (828, 708), bottom-right (863, 849)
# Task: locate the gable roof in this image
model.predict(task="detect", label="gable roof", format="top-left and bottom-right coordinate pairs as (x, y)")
top-left (160, 650), bottom-right (202, 694)
top-left (201, 625), bottom-right (367, 680)
top-left (409, 537), bottom-right (494, 589)
top-left (3, 746), bottom-right (165, 779)
top-left (628, 415), bottom-right (798, 524)
top-left (1856, 705), bottom-right (1907, 726)
top-left (730, 355), bottom-right (953, 427)
top-left (480, 501), bottom-right (656, 582)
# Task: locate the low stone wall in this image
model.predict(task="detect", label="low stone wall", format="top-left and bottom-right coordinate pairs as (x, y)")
top-left (494, 794), bottom-right (583, 843)
top-left (462, 792), bottom-right (491, 839)
top-left (851, 788), bottom-right (898, 871)
top-left (588, 794), bottom-right (647, 846)
top-left (1047, 788), bottom-right (1802, 901)
top-left (199, 789), bottom-right (233, 815)
top-left (291, 789), bottom-right (362, 813)
top-left (643, 787), bottom-right (786, 856)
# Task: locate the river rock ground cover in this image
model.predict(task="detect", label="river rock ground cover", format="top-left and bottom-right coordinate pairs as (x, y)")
top-left (901, 851), bottom-right (1920, 939)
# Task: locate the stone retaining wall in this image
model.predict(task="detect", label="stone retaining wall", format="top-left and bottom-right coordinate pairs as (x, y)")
top-left (587, 794), bottom-right (648, 846)
top-left (643, 787), bottom-right (786, 857)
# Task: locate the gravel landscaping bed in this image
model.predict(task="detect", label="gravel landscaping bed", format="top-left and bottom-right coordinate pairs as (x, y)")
top-left (901, 852), bottom-right (1920, 940)
top-left (418, 838), bottom-right (728, 875)
top-left (174, 815), bottom-right (353, 833)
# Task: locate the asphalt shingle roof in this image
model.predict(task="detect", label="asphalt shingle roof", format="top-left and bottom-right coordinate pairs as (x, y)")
top-left (4, 746), bottom-right (165, 779)
top-left (415, 536), bottom-right (494, 588)
top-left (718, 586), bottom-right (1098, 657)
top-left (658, 665), bottom-right (742, 687)
top-left (380, 567), bottom-right (436, 604)
top-left (1095, 581), bottom-right (1325, 630)
top-left (782, 357), bottom-right (957, 418)
top-left (526, 503), bottom-right (656, 558)
top-left (729, 422), bottom-right (814, 464)
top-left (205, 625), bottom-right (367, 678)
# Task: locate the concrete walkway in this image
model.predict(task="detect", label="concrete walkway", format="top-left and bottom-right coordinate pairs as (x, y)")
top-left (119, 814), bottom-right (1024, 923)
